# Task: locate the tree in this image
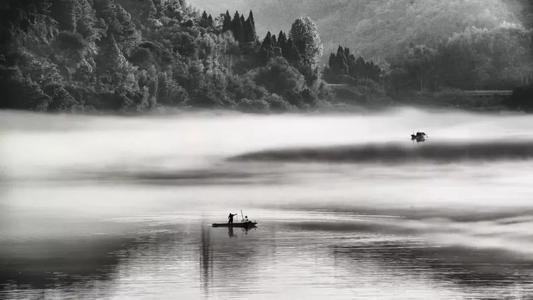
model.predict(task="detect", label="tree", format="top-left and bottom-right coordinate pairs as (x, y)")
top-left (402, 44), bottom-right (438, 91)
top-left (222, 10), bottom-right (231, 32)
top-left (253, 57), bottom-right (307, 105)
top-left (260, 31), bottom-right (274, 61)
top-left (247, 10), bottom-right (255, 30)
top-left (278, 31), bottom-right (287, 54)
top-left (284, 38), bottom-right (301, 63)
top-left (335, 46), bottom-right (348, 74)
top-left (323, 45), bottom-right (383, 84)
top-left (261, 32), bottom-right (273, 49)
top-left (231, 11), bottom-right (244, 42)
top-left (271, 34), bottom-right (277, 46)
top-left (288, 17), bottom-right (323, 68)
top-left (199, 11), bottom-right (213, 28)
top-left (243, 11), bottom-right (257, 42)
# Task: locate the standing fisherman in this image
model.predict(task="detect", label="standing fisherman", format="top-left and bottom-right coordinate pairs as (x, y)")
top-left (228, 213), bottom-right (238, 224)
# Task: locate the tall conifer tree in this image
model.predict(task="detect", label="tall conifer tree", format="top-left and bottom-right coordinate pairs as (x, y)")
top-left (231, 11), bottom-right (243, 42)
top-left (222, 10), bottom-right (231, 32)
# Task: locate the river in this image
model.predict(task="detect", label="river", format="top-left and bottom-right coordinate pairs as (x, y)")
top-left (2, 108), bottom-right (533, 299)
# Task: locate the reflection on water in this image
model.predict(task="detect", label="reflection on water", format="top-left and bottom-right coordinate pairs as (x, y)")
top-left (3, 213), bottom-right (533, 299)
top-left (2, 108), bottom-right (533, 299)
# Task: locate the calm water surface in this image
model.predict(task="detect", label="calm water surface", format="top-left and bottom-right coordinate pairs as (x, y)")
top-left (2, 108), bottom-right (533, 299)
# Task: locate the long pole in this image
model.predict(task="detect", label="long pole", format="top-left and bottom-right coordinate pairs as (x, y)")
top-left (240, 210), bottom-right (244, 222)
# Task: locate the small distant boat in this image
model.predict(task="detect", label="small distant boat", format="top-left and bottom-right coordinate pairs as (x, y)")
top-left (212, 221), bottom-right (257, 228)
top-left (411, 132), bottom-right (428, 143)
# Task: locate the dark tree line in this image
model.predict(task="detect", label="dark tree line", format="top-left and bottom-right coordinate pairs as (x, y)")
top-left (221, 10), bottom-right (256, 43)
top-left (199, 11), bottom-right (214, 28)
top-left (388, 26), bottom-right (533, 93)
top-left (323, 46), bottom-right (382, 83)
top-left (259, 31), bottom-right (300, 64)
top-left (507, 85), bottom-right (533, 111)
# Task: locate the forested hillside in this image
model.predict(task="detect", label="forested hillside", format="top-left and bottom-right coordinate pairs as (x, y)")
top-left (0, 0), bottom-right (327, 112)
top-left (192, 0), bottom-right (531, 59)
top-left (193, 0), bottom-right (533, 95)
top-left (2, 0), bottom-right (532, 112)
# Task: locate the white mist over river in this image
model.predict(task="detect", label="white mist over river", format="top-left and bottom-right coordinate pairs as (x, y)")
top-left (2, 108), bottom-right (533, 299)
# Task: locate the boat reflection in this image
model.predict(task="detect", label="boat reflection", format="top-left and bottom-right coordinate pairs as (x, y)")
top-left (199, 223), bottom-right (261, 297)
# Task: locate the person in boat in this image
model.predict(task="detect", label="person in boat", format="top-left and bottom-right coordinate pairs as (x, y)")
top-left (411, 132), bottom-right (427, 143)
top-left (243, 216), bottom-right (250, 223)
top-left (228, 213), bottom-right (238, 224)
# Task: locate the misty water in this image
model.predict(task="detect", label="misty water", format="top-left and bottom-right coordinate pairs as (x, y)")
top-left (2, 108), bottom-right (533, 299)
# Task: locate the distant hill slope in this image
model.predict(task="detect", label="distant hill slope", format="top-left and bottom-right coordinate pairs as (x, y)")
top-left (190, 0), bottom-right (530, 60)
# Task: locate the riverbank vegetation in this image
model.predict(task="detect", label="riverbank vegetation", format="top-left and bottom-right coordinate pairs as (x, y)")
top-left (0, 0), bottom-right (327, 112)
top-left (322, 26), bottom-right (533, 109)
top-left (0, 0), bottom-right (532, 113)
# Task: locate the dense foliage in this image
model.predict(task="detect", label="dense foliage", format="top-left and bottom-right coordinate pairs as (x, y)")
top-left (388, 25), bottom-right (533, 93)
top-left (324, 46), bottom-right (382, 84)
top-left (279, 0), bottom-right (533, 106)
top-left (507, 85), bottom-right (533, 111)
top-left (201, 0), bottom-right (528, 59)
top-left (2, 0), bottom-right (533, 112)
top-left (324, 26), bottom-right (532, 99)
top-left (0, 0), bottom-right (327, 112)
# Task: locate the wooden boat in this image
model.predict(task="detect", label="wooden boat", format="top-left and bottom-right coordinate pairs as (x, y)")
top-left (411, 132), bottom-right (428, 143)
top-left (212, 221), bottom-right (257, 228)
